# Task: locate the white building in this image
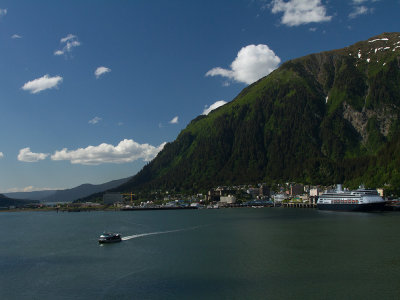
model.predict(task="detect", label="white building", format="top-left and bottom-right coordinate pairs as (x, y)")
top-left (273, 194), bottom-right (287, 203)
top-left (220, 195), bottom-right (236, 204)
top-left (309, 187), bottom-right (323, 197)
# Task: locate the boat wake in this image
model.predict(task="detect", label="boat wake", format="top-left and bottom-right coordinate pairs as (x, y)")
top-left (121, 226), bottom-right (198, 241)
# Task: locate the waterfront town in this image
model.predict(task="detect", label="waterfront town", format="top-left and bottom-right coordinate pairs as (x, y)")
top-left (105, 183), bottom-right (388, 210)
top-left (2, 182), bottom-right (398, 212)
top-left (18, 183), bottom-right (394, 211)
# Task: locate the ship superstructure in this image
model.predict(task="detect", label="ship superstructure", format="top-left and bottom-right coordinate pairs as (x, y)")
top-left (317, 184), bottom-right (386, 211)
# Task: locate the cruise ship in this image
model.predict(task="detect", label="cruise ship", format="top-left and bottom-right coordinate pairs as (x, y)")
top-left (317, 184), bottom-right (386, 211)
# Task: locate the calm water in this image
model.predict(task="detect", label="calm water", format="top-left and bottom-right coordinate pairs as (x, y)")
top-left (1, 208), bottom-right (400, 299)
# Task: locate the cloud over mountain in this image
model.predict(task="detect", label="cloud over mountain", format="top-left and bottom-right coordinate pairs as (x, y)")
top-left (202, 100), bottom-right (227, 115)
top-left (348, 0), bottom-right (376, 19)
top-left (18, 148), bottom-right (49, 162)
top-left (21, 75), bottom-right (63, 94)
top-left (349, 6), bottom-right (369, 18)
top-left (270, 0), bottom-right (332, 26)
top-left (206, 44), bottom-right (280, 85)
top-left (51, 139), bottom-right (166, 165)
top-left (169, 116), bottom-right (179, 124)
top-left (5, 186), bottom-right (56, 193)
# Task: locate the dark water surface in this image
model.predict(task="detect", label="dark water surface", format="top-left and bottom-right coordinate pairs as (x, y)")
top-left (1, 208), bottom-right (399, 299)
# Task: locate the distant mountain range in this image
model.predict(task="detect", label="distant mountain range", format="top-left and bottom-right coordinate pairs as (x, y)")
top-left (103, 32), bottom-right (400, 197)
top-left (5, 177), bottom-right (130, 203)
top-left (4, 190), bottom-right (57, 201)
top-left (0, 194), bottom-right (39, 207)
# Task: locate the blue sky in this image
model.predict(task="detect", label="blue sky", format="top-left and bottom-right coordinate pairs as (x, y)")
top-left (0, 0), bottom-right (399, 192)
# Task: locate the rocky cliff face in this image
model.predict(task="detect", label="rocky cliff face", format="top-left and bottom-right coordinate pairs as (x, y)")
top-left (342, 102), bottom-right (396, 143)
top-left (338, 33), bottom-right (400, 145)
top-left (288, 32), bottom-right (400, 142)
top-left (114, 33), bottom-right (400, 194)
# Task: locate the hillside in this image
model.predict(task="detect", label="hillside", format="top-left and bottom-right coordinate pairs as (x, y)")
top-left (4, 190), bottom-right (57, 201)
top-left (114, 33), bottom-right (400, 196)
top-left (0, 194), bottom-right (39, 207)
top-left (41, 177), bottom-right (130, 203)
top-left (5, 177), bottom-right (130, 203)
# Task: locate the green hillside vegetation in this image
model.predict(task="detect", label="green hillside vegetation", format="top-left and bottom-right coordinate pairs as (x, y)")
top-left (113, 33), bottom-right (400, 197)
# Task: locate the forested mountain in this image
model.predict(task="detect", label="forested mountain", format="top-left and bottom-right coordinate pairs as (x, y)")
top-left (0, 194), bottom-right (39, 207)
top-left (115, 33), bottom-right (400, 195)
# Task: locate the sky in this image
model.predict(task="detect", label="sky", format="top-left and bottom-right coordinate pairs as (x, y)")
top-left (0, 0), bottom-right (399, 193)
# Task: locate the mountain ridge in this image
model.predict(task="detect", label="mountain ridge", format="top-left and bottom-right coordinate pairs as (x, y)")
top-left (99, 32), bottom-right (400, 197)
top-left (0, 194), bottom-right (39, 207)
top-left (5, 177), bottom-right (131, 203)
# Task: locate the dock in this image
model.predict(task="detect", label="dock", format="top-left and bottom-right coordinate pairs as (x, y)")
top-left (282, 202), bottom-right (317, 208)
top-left (120, 206), bottom-right (198, 211)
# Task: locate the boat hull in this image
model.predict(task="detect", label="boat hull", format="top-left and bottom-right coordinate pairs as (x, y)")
top-left (98, 239), bottom-right (121, 244)
top-left (317, 202), bottom-right (386, 212)
top-left (98, 233), bottom-right (122, 244)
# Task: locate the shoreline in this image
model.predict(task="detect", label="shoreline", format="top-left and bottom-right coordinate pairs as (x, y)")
top-left (2, 204), bottom-right (400, 213)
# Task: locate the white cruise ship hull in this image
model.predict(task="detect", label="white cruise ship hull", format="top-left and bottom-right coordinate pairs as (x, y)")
top-left (317, 202), bottom-right (386, 211)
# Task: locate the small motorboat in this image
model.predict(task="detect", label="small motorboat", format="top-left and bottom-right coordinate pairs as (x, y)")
top-left (98, 232), bottom-right (122, 244)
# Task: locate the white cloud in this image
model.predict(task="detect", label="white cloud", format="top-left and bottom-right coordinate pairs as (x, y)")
top-left (348, 0), bottom-right (378, 19)
top-left (5, 186), bottom-right (58, 193)
top-left (65, 40), bottom-right (80, 52)
top-left (21, 74), bottom-right (63, 94)
top-left (349, 5), bottom-right (370, 18)
top-left (11, 34), bottom-right (22, 39)
top-left (203, 100), bottom-right (227, 115)
top-left (95, 66), bottom-right (111, 79)
top-left (51, 139), bottom-right (166, 165)
top-left (206, 44), bottom-right (281, 85)
top-left (169, 116), bottom-right (179, 124)
top-left (18, 147), bottom-right (49, 162)
top-left (89, 116), bottom-right (102, 125)
top-left (54, 34), bottom-right (80, 56)
top-left (54, 50), bottom-right (64, 56)
top-left (60, 34), bottom-right (76, 43)
top-left (270, 0), bottom-right (332, 26)
top-left (0, 8), bottom-right (7, 17)
top-left (206, 68), bottom-right (233, 79)
top-left (0, 152), bottom-right (3, 158)
top-left (352, 0), bottom-right (378, 3)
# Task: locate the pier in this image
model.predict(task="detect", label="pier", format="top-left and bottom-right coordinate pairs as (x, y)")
top-left (282, 202), bottom-right (317, 208)
top-left (120, 206), bottom-right (198, 211)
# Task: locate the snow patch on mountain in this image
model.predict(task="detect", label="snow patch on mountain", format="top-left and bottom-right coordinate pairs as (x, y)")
top-left (368, 38), bottom-right (389, 43)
